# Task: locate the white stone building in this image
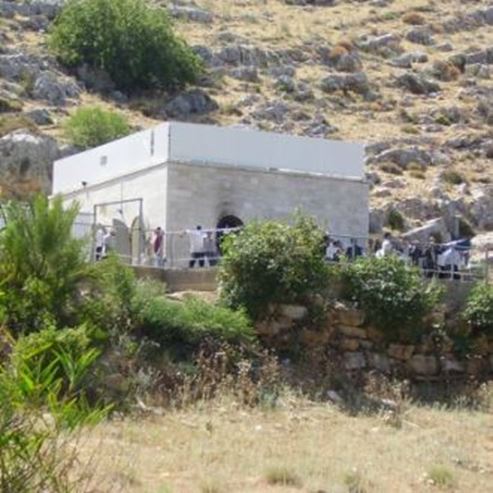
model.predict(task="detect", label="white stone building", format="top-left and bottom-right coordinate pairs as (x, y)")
top-left (53, 122), bottom-right (369, 267)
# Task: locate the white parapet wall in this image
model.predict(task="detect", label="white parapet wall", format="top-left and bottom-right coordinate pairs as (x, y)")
top-left (52, 122), bottom-right (365, 195)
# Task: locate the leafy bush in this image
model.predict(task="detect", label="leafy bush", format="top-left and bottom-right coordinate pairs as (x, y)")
top-left (387, 208), bottom-right (405, 231)
top-left (50, 0), bottom-right (201, 92)
top-left (463, 283), bottom-right (493, 336)
top-left (0, 330), bottom-right (107, 492)
top-left (0, 195), bottom-right (90, 334)
top-left (11, 325), bottom-right (98, 401)
top-left (339, 256), bottom-right (443, 340)
top-left (442, 170), bottom-right (465, 185)
top-left (81, 254), bottom-right (137, 333)
top-left (134, 291), bottom-right (256, 350)
top-left (218, 215), bottom-right (328, 319)
top-left (64, 106), bottom-right (130, 149)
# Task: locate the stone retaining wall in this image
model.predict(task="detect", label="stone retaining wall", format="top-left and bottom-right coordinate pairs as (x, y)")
top-left (256, 302), bottom-right (493, 380)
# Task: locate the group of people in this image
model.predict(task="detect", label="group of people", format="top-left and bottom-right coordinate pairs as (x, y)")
top-left (150, 225), bottom-right (223, 268)
top-left (324, 232), bottom-right (472, 279)
top-left (94, 227), bottom-right (116, 261)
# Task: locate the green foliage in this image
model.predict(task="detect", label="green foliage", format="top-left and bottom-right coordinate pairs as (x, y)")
top-left (81, 254), bottom-right (137, 333)
top-left (218, 215), bottom-right (328, 319)
top-left (64, 106), bottom-right (130, 149)
top-left (339, 256), bottom-right (443, 340)
top-left (442, 170), bottom-right (465, 185)
top-left (50, 0), bottom-right (201, 92)
top-left (463, 282), bottom-right (493, 336)
top-left (0, 326), bottom-right (108, 493)
top-left (0, 195), bottom-right (90, 334)
top-left (387, 209), bottom-right (405, 231)
top-left (134, 291), bottom-right (256, 350)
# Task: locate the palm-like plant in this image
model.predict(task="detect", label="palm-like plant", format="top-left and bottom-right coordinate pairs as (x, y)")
top-left (0, 195), bottom-right (90, 334)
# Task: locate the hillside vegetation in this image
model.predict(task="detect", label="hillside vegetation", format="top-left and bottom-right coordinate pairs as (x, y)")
top-left (0, 0), bottom-right (492, 238)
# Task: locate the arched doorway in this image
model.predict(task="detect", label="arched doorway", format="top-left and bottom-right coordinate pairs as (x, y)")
top-left (216, 215), bottom-right (244, 254)
top-left (217, 215), bottom-right (243, 230)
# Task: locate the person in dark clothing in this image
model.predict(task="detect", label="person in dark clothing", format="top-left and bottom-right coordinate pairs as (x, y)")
top-left (345, 238), bottom-right (363, 260)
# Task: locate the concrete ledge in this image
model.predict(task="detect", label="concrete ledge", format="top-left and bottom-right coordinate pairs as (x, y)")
top-left (133, 266), bottom-right (218, 292)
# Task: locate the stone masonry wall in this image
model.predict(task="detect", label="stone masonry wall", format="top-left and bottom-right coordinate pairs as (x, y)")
top-left (256, 302), bottom-right (493, 380)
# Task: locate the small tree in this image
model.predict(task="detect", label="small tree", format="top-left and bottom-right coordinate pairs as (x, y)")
top-left (339, 256), bottom-right (442, 341)
top-left (463, 282), bottom-right (493, 336)
top-left (218, 215), bottom-right (328, 319)
top-left (64, 106), bottom-right (130, 149)
top-left (0, 195), bottom-right (89, 334)
top-left (49, 0), bottom-right (201, 92)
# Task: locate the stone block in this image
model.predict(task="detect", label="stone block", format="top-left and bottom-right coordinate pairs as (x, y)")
top-left (367, 326), bottom-right (385, 343)
top-left (388, 344), bottom-right (415, 361)
top-left (440, 355), bottom-right (465, 373)
top-left (339, 325), bottom-right (367, 339)
top-left (300, 328), bottom-right (333, 347)
top-left (335, 302), bottom-right (365, 327)
top-left (278, 304), bottom-right (308, 320)
top-left (344, 352), bottom-right (366, 370)
top-left (466, 357), bottom-right (487, 375)
top-left (408, 354), bottom-right (438, 375)
top-left (367, 353), bottom-right (391, 373)
top-left (340, 338), bottom-right (360, 351)
top-left (255, 316), bottom-right (292, 335)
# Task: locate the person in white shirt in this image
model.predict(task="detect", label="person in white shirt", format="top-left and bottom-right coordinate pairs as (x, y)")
top-left (376, 232), bottom-right (393, 258)
top-left (187, 225), bottom-right (206, 268)
top-left (94, 226), bottom-right (105, 261)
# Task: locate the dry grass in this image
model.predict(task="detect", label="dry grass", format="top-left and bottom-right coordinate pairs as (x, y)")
top-left (74, 388), bottom-right (493, 493)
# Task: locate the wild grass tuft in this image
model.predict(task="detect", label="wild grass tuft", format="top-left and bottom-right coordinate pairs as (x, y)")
top-left (264, 466), bottom-right (302, 488)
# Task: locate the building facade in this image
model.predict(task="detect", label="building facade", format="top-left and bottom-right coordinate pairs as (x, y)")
top-left (53, 122), bottom-right (369, 267)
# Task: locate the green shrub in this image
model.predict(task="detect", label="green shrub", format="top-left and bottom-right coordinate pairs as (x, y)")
top-left (81, 255), bottom-right (137, 333)
top-left (64, 106), bottom-right (130, 149)
top-left (11, 325), bottom-right (97, 399)
top-left (387, 209), bottom-right (405, 231)
top-left (50, 0), bottom-right (201, 92)
top-left (218, 215), bottom-right (328, 319)
top-left (0, 195), bottom-right (90, 334)
top-left (134, 294), bottom-right (256, 349)
top-left (442, 170), bottom-right (465, 185)
top-left (463, 283), bottom-right (493, 336)
top-left (339, 256), bottom-right (443, 340)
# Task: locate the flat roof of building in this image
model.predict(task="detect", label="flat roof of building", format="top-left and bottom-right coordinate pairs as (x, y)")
top-left (53, 122), bottom-right (365, 194)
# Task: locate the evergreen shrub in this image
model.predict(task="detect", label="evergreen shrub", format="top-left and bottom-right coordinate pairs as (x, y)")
top-left (50, 0), bottom-right (201, 92)
top-left (339, 256), bottom-right (443, 340)
top-left (218, 215), bottom-right (328, 319)
top-left (64, 106), bottom-right (130, 149)
top-left (463, 282), bottom-right (493, 336)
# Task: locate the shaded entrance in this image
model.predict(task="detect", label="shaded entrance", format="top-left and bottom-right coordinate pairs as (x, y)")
top-left (216, 215), bottom-right (244, 254)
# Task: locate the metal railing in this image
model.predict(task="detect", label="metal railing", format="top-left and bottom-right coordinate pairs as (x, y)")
top-left (74, 221), bottom-right (491, 283)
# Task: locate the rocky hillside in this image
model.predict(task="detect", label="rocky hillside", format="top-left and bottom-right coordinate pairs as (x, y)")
top-left (0, 0), bottom-right (492, 240)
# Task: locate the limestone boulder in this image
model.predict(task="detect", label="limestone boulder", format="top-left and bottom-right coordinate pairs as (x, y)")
top-left (469, 186), bottom-right (493, 229)
top-left (163, 89), bottom-right (218, 119)
top-left (168, 5), bottom-right (213, 23)
top-left (397, 72), bottom-right (440, 95)
top-left (372, 146), bottom-right (432, 168)
top-left (320, 72), bottom-right (370, 95)
top-left (32, 71), bottom-right (80, 106)
top-left (0, 130), bottom-right (61, 192)
top-left (406, 27), bottom-right (435, 46)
